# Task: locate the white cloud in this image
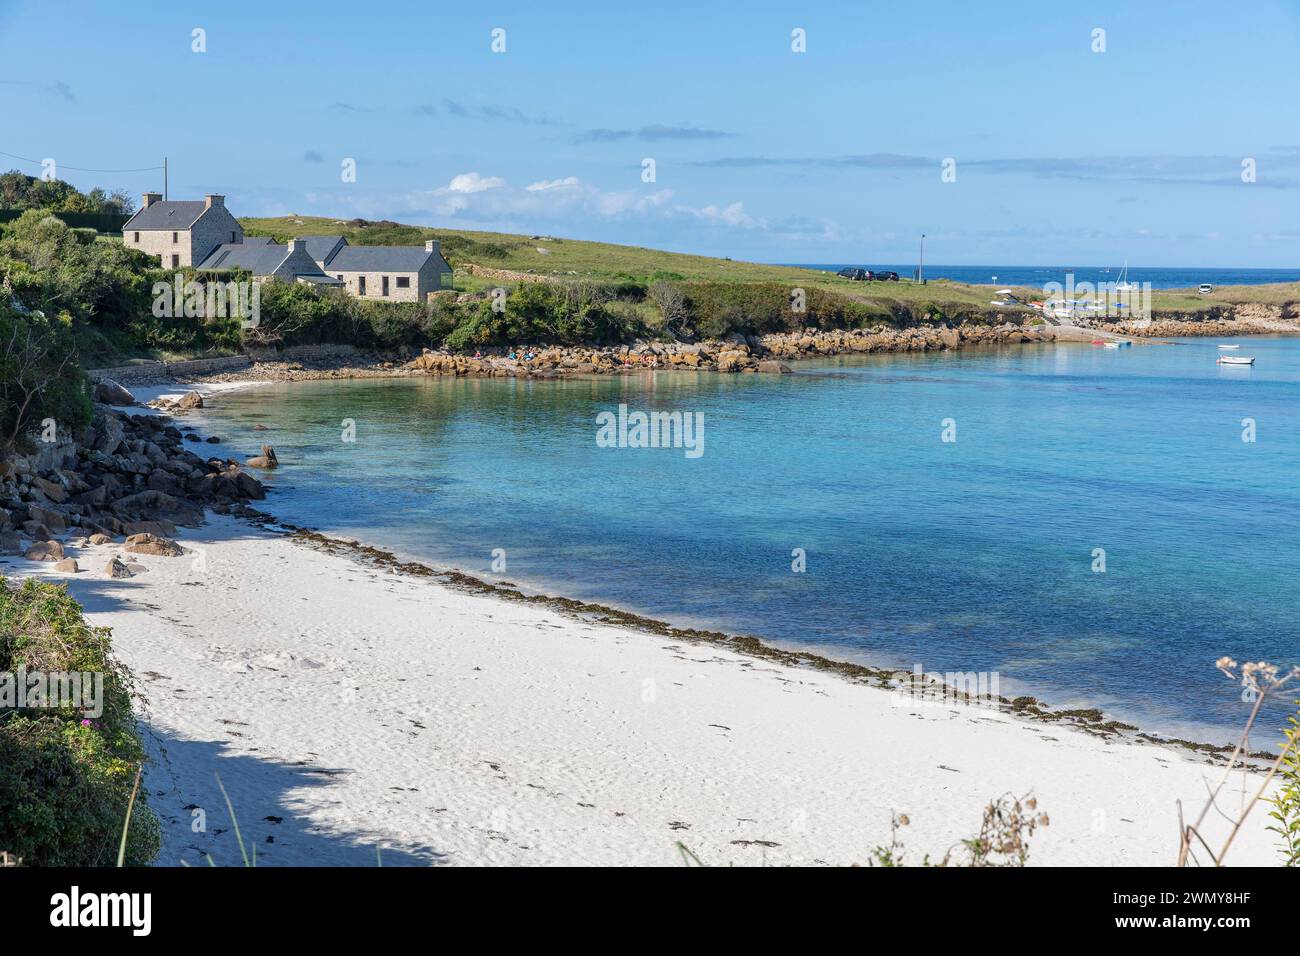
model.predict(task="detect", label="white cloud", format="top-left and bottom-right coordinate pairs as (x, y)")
top-left (447, 172), bottom-right (506, 194)
top-left (686, 200), bottom-right (761, 229)
top-left (526, 176), bottom-right (580, 192)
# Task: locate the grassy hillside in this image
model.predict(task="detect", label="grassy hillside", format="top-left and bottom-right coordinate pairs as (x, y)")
top-left (241, 215), bottom-right (1010, 312)
top-left (240, 215), bottom-right (1300, 318)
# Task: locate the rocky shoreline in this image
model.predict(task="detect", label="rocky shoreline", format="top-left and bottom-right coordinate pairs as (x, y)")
top-left (110, 313), bottom-right (1300, 390)
top-left (1, 384), bottom-right (269, 578)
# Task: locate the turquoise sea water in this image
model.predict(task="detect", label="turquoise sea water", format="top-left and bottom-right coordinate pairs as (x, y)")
top-left (196, 337), bottom-right (1300, 741)
top-left (790, 264), bottom-right (1300, 289)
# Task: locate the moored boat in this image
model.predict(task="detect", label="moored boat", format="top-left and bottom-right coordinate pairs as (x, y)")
top-left (1217, 355), bottom-right (1255, 365)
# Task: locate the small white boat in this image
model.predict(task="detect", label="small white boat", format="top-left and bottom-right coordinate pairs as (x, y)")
top-left (1102, 341), bottom-right (1122, 349)
top-left (1217, 355), bottom-right (1255, 365)
top-left (1217, 344), bottom-right (1240, 350)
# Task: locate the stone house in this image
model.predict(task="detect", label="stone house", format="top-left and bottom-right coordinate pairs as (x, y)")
top-left (196, 238), bottom-right (342, 287)
top-left (121, 193), bottom-right (243, 267)
top-left (300, 235), bottom-right (452, 301)
top-left (124, 195), bottom-right (452, 299)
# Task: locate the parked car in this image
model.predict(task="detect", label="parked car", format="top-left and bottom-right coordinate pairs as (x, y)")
top-left (1198, 283), bottom-right (1214, 295)
top-left (872, 270), bottom-right (900, 282)
top-left (837, 267), bottom-right (872, 281)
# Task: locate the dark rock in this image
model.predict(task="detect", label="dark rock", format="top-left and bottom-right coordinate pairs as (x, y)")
top-left (105, 556), bottom-right (132, 578)
top-left (93, 379), bottom-right (136, 406)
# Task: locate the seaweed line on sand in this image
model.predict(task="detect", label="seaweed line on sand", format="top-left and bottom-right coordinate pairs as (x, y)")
top-left (214, 504), bottom-right (1278, 768)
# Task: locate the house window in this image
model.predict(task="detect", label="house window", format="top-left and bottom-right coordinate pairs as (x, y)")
top-left (171, 254), bottom-right (179, 267)
top-left (133, 232), bottom-right (140, 242)
top-left (231, 231), bottom-right (237, 242)
top-left (396, 276), bottom-right (410, 289)
top-left (381, 276), bottom-right (389, 296)
top-left (358, 276), bottom-right (366, 295)
top-left (172, 232), bottom-right (178, 244)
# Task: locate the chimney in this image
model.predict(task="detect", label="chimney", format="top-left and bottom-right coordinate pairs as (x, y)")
top-left (288, 238), bottom-right (302, 253)
top-left (142, 192), bottom-right (162, 209)
top-left (424, 239), bottom-right (440, 255)
top-left (205, 194), bottom-right (224, 209)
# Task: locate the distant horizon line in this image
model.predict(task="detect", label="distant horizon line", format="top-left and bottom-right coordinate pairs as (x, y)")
top-left (776, 262), bottom-right (1300, 272)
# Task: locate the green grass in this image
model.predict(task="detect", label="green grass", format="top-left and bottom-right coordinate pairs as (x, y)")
top-left (242, 215), bottom-right (1019, 314)
top-left (241, 215), bottom-right (1300, 320)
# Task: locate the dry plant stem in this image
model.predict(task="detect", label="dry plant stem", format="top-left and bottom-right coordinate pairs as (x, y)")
top-left (1177, 689), bottom-right (1266, 866)
top-left (116, 765), bottom-right (143, 868)
top-left (1213, 732), bottom-right (1300, 866)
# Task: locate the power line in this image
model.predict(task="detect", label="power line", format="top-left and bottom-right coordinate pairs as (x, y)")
top-left (0, 149), bottom-right (164, 174)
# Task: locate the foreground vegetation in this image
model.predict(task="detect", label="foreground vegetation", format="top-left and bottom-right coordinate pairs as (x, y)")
top-left (0, 576), bottom-right (160, 865)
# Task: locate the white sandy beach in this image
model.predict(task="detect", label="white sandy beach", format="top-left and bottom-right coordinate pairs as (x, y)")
top-left (8, 511), bottom-right (1280, 867)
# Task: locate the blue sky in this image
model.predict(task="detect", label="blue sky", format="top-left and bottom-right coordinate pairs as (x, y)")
top-left (3, 0), bottom-right (1300, 266)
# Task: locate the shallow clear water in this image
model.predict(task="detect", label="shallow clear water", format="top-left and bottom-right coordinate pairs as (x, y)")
top-left (196, 337), bottom-right (1300, 741)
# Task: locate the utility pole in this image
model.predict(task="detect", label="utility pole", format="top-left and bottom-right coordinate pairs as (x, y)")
top-left (919, 233), bottom-right (925, 284)
top-left (164, 157), bottom-right (168, 200)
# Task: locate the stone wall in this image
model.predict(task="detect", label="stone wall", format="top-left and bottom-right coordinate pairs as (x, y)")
top-left (88, 355), bottom-right (252, 384)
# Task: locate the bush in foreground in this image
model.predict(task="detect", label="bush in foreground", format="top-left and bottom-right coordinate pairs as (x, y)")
top-left (0, 577), bottom-right (160, 866)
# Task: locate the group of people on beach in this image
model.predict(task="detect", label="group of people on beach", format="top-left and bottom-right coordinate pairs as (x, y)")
top-left (472, 349), bottom-right (537, 362)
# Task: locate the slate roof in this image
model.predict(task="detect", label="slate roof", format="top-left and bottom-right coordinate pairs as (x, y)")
top-left (327, 245), bottom-right (435, 272)
top-left (122, 201), bottom-right (209, 231)
top-left (297, 235), bottom-right (347, 265)
top-left (197, 243), bottom-right (291, 274)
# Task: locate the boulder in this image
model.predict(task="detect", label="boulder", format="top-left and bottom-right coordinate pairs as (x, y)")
top-left (245, 445), bottom-right (278, 469)
top-left (72, 485), bottom-right (108, 507)
top-left (21, 521), bottom-right (53, 540)
top-left (105, 556), bottom-right (132, 579)
top-left (93, 414), bottom-right (126, 456)
top-left (93, 379), bottom-right (136, 406)
top-left (24, 540), bottom-right (65, 562)
top-left (175, 390), bottom-right (204, 410)
top-left (27, 504), bottom-right (67, 533)
top-left (122, 519), bottom-right (177, 538)
top-left (52, 558), bottom-right (79, 574)
top-left (123, 532), bottom-right (184, 557)
top-left (30, 477), bottom-right (67, 503)
top-left (146, 470), bottom-right (182, 495)
top-left (234, 472), bottom-right (267, 500)
top-left (756, 360), bottom-right (793, 374)
top-left (88, 533), bottom-right (115, 545)
top-left (716, 350), bottom-right (751, 372)
top-left (0, 531), bottom-right (23, 555)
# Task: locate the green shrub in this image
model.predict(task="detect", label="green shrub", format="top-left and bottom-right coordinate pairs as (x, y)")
top-left (665, 281), bottom-right (884, 339)
top-left (0, 577), bottom-right (160, 866)
top-left (0, 299), bottom-right (91, 450)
